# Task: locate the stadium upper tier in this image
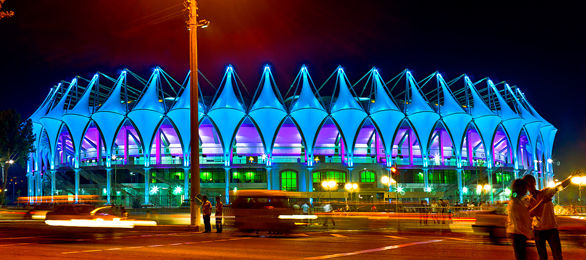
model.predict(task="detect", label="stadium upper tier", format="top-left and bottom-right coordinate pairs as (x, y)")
top-left (27, 65), bottom-right (555, 179)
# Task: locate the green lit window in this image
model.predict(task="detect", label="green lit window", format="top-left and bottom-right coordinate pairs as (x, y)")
top-left (313, 172), bottom-right (321, 183)
top-left (360, 171), bottom-right (375, 183)
top-left (312, 171), bottom-right (346, 184)
top-left (200, 170), bottom-right (225, 183)
top-left (281, 171), bottom-right (297, 191)
top-left (231, 169), bottom-right (266, 183)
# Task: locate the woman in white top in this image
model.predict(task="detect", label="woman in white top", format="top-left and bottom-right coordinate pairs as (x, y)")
top-left (507, 179), bottom-right (547, 260)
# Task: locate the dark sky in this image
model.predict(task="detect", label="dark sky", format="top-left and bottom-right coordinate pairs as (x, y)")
top-left (0, 0), bottom-right (584, 178)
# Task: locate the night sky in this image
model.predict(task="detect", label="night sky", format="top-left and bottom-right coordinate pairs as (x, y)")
top-left (0, 1), bottom-right (584, 182)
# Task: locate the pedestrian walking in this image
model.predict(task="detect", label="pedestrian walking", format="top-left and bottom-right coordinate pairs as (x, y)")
top-left (523, 174), bottom-right (571, 260)
top-left (419, 200), bottom-right (428, 225)
top-left (215, 196), bottom-right (223, 233)
top-left (431, 200), bottom-right (439, 224)
top-left (202, 195), bottom-right (212, 233)
top-left (323, 202), bottom-right (335, 227)
top-left (302, 202), bottom-right (310, 223)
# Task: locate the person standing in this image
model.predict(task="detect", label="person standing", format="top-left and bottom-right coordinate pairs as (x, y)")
top-left (215, 196), bottom-right (223, 233)
top-left (523, 174), bottom-right (571, 260)
top-left (202, 195), bottom-right (212, 233)
top-left (507, 179), bottom-right (533, 260)
top-left (302, 202), bottom-right (310, 224)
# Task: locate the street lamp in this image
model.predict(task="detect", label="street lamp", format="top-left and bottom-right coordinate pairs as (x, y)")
top-left (345, 183), bottom-right (358, 209)
top-left (185, 0), bottom-right (211, 229)
top-left (571, 176), bottom-right (586, 203)
top-left (321, 180), bottom-right (337, 201)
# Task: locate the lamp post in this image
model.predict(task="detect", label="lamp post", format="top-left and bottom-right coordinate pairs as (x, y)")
top-left (571, 176), bottom-right (586, 204)
top-left (184, 0), bottom-right (209, 228)
top-left (344, 183), bottom-right (358, 210)
top-left (381, 175), bottom-right (397, 211)
top-left (321, 180), bottom-right (337, 201)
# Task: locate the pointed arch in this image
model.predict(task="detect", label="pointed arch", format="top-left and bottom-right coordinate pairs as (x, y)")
top-left (492, 124), bottom-right (514, 168)
top-left (112, 119), bottom-right (143, 165)
top-left (232, 117), bottom-right (265, 157)
top-left (428, 121), bottom-right (455, 166)
top-left (391, 119), bottom-right (423, 166)
top-left (517, 128), bottom-right (532, 171)
top-left (314, 117), bottom-right (343, 159)
top-left (353, 118), bottom-right (384, 163)
top-left (79, 121), bottom-right (106, 166)
top-left (149, 118), bottom-right (184, 165)
top-left (461, 123), bottom-right (488, 167)
top-left (199, 116), bottom-right (224, 157)
top-left (273, 117), bottom-right (305, 162)
top-left (56, 124), bottom-right (75, 167)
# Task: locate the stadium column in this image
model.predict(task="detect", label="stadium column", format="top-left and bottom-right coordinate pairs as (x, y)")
top-left (456, 157), bottom-right (464, 204)
top-left (155, 130), bottom-right (161, 165)
top-left (423, 159), bottom-right (429, 200)
top-left (50, 169), bottom-right (56, 202)
top-left (183, 167), bottom-right (189, 204)
top-left (37, 171), bottom-right (42, 203)
top-left (144, 167), bottom-right (150, 205)
top-left (74, 168), bottom-right (80, 203)
top-left (224, 167), bottom-right (230, 204)
top-left (299, 166), bottom-right (307, 192)
top-left (26, 172), bottom-right (32, 203)
top-left (106, 167), bottom-right (112, 204)
top-left (487, 157), bottom-right (494, 202)
top-left (266, 166), bottom-right (272, 190)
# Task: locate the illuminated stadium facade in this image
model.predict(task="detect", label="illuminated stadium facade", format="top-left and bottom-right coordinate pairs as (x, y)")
top-left (26, 65), bottom-right (556, 207)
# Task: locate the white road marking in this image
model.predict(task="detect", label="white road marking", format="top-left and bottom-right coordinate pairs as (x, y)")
top-left (385, 235), bottom-right (406, 239)
top-left (446, 237), bottom-right (470, 241)
top-left (169, 243), bottom-right (183, 246)
top-left (305, 239), bottom-right (443, 259)
top-left (80, 249), bottom-right (102, 253)
top-left (147, 244), bottom-right (163, 247)
top-left (330, 234), bottom-right (347, 238)
top-left (0, 243), bottom-right (31, 247)
top-left (106, 248), bottom-right (122, 251)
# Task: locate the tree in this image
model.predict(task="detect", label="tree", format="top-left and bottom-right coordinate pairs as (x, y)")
top-left (0, 110), bottom-right (35, 205)
top-left (0, 0), bottom-right (14, 20)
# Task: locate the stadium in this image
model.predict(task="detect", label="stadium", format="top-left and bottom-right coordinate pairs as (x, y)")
top-left (25, 65), bottom-right (556, 207)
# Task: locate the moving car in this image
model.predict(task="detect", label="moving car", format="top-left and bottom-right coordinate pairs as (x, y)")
top-left (231, 190), bottom-right (300, 233)
top-left (45, 204), bottom-right (122, 220)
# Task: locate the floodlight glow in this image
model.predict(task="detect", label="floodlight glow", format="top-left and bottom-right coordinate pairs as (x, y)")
top-left (173, 186), bottom-right (183, 195)
top-left (571, 176), bottom-right (586, 185)
top-left (547, 158), bottom-right (553, 164)
top-left (352, 183), bottom-right (358, 189)
top-left (504, 188), bottom-right (511, 196)
top-left (150, 186), bottom-right (159, 195)
top-left (476, 185), bottom-right (482, 194)
top-left (397, 187), bottom-right (404, 192)
top-left (483, 184), bottom-right (491, 191)
top-left (381, 176), bottom-right (389, 185)
top-left (462, 187), bottom-right (468, 194)
top-left (425, 187), bottom-right (432, 192)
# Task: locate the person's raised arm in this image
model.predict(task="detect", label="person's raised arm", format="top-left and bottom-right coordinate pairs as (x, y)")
top-left (529, 197), bottom-right (548, 217)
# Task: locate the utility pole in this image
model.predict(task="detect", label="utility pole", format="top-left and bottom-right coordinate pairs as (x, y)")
top-left (185, 0), bottom-right (209, 228)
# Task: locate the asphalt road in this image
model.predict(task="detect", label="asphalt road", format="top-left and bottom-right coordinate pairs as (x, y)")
top-left (1, 223), bottom-right (585, 259)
